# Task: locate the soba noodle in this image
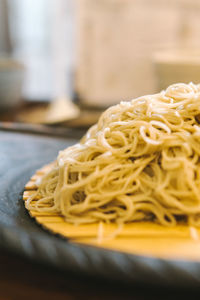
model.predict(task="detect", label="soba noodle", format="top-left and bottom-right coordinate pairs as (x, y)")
top-left (26, 82), bottom-right (200, 228)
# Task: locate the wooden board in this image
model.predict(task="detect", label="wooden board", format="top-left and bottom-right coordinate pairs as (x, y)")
top-left (23, 164), bottom-right (200, 261)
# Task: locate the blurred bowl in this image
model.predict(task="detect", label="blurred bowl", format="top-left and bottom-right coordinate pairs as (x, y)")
top-left (153, 49), bottom-right (200, 91)
top-left (0, 57), bottom-right (24, 111)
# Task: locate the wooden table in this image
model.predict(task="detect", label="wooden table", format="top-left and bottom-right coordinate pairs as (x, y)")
top-left (0, 249), bottom-right (130, 300)
top-left (0, 248), bottom-right (197, 300)
top-left (0, 100), bottom-right (102, 128)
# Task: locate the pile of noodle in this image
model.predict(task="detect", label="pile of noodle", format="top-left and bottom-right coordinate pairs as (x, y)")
top-left (26, 82), bottom-right (200, 228)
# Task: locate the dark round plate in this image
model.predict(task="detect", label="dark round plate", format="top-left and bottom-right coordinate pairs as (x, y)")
top-left (1, 130), bottom-right (200, 288)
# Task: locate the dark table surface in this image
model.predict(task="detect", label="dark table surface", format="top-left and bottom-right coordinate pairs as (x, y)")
top-left (2, 248), bottom-right (200, 300)
top-left (0, 248), bottom-right (137, 300)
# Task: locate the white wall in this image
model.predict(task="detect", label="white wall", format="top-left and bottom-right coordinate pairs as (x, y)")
top-left (76, 0), bottom-right (200, 106)
top-left (8, 0), bottom-right (74, 101)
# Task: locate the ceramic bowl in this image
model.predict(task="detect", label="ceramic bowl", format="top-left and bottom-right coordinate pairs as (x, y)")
top-left (0, 57), bottom-right (24, 111)
top-left (154, 50), bottom-right (200, 91)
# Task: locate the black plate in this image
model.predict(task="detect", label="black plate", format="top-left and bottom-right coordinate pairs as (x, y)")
top-left (1, 130), bottom-right (200, 288)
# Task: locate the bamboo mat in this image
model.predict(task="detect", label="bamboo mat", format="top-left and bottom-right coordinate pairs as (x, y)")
top-left (23, 164), bottom-right (200, 261)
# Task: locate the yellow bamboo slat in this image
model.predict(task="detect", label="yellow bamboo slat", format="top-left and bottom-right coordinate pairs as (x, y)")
top-left (30, 211), bottom-right (61, 217)
top-left (75, 236), bottom-right (200, 261)
top-left (23, 163), bottom-right (200, 261)
top-left (23, 190), bottom-right (38, 200)
top-left (30, 174), bottom-right (39, 181)
top-left (34, 216), bottom-right (65, 223)
top-left (25, 181), bottom-right (37, 190)
top-left (35, 162), bottom-right (54, 175)
top-left (28, 202), bottom-right (54, 207)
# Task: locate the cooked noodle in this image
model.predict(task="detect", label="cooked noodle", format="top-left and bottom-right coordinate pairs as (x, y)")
top-left (26, 82), bottom-right (200, 228)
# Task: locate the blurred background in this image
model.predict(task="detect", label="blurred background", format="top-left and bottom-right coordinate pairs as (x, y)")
top-left (0, 0), bottom-right (200, 129)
